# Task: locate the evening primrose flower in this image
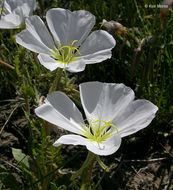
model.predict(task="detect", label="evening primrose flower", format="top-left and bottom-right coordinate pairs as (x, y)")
top-left (0, 0), bottom-right (36, 29)
top-left (35, 82), bottom-right (158, 156)
top-left (16, 8), bottom-right (116, 72)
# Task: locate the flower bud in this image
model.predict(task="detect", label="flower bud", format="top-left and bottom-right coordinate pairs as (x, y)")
top-left (102, 19), bottom-right (125, 35)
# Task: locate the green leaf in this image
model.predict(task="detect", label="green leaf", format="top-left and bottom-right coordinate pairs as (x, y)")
top-left (58, 185), bottom-right (67, 190)
top-left (0, 165), bottom-right (7, 172)
top-left (50, 182), bottom-right (58, 190)
top-left (126, 40), bottom-right (131, 47)
top-left (12, 148), bottom-right (29, 168)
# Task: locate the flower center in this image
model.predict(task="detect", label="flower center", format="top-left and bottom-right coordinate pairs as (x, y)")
top-left (51, 40), bottom-right (80, 65)
top-left (82, 119), bottom-right (118, 144)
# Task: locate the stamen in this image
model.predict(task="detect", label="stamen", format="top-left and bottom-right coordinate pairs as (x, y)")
top-left (51, 40), bottom-right (81, 65)
top-left (92, 119), bottom-right (119, 134)
top-left (82, 119), bottom-right (118, 144)
top-left (0, 8), bottom-right (6, 16)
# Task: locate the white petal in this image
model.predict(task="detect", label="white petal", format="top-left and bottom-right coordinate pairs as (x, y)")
top-left (66, 59), bottom-right (86, 73)
top-left (24, 0), bottom-right (37, 9)
top-left (114, 100), bottom-right (158, 137)
top-left (38, 54), bottom-right (64, 71)
top-left (0, 0), bottom-right (36, 29)
top-left (53, 134), bottom-right (86, 146)
top-left (19, 1), bottom-right (35, 17)
top-left (35, 91), bottom-right (84, 134)
top-left (16, 16), bottom-right (54, 54)
top-left (5, 0), bottom-right (18, 11)
top-left (86, 133), bottom-right (121, 156)
top-left (46, 8), bottom-right (95, 46)
top-left (6, 0), bottom-right (25, 11)
top-left (53, 133), bottom-right (121, 156)
top-left (4, 0), bottom-right (12, 13)
top-left (0, 18), bottom-right (16, 29)
top-left (1, 7), bottom-right (24, 28)
top-left (38, 54), bottom-right (86, 72)
top-left (79, 82), bottom-right (134, 123)
top-left (21, 0), bottom-right (37, 16)
top-left (6, 0), bottom-right (36, 15)
top-left (79, 30), bottom-right (116, 64)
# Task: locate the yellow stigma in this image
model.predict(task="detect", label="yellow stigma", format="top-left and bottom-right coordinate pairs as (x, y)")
top-left (82, 119), bottom-right (118, 144)
top-left (0, 8), bottom-right (6, 16)
top-left (51, 40), bottom-right (81, 65)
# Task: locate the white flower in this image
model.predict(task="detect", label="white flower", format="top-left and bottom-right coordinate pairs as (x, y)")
top-left (0, 0), bottom-right (36, 29)
top-left (15, 8), bottom-right (116, 72)
top-left (35, 82), bottom-right (158, 156)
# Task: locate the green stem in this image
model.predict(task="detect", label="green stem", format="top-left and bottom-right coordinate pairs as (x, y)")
top-left (23, 91), bottom-right (30, 115)
top-left (42, 176), bottom-right (50, 190)
top-left (18, 47), bottom-right (30, 115)
top-left (55, 68), bottom-right (63, 91)
top-left (49, 68), bottom-right (63, 94)
top-left (45, 121), bottom-right (50, 136)
top-left (96, 155), bottom-right (109, 172)
top-left (63, 70), bottom-right (68, 87)
top-left (126, 31), bottom-right (140, 46)
top-left (71, 151), bottom-right (96, 181)
top-left (33, 52), bottom-right (40, 65)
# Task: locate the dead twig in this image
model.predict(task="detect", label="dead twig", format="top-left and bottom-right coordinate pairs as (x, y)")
top-left (0, 158), bottom-right (21, 172)
top-left (0, 104), bottom-right (19, 135)
top-left (0, 60), bottom-right (15, 70)
top-left (123, 157), bottom-right (168, 163)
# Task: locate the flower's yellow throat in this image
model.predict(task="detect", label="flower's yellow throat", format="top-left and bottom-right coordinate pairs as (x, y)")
top-left (82, 119), bottom-right (118, 144)
top-left (51, 40), bottom-right (81, 65)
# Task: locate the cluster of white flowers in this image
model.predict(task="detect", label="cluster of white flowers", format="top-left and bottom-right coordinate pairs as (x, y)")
top-left (0, 0), bottom-right (158, 156)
